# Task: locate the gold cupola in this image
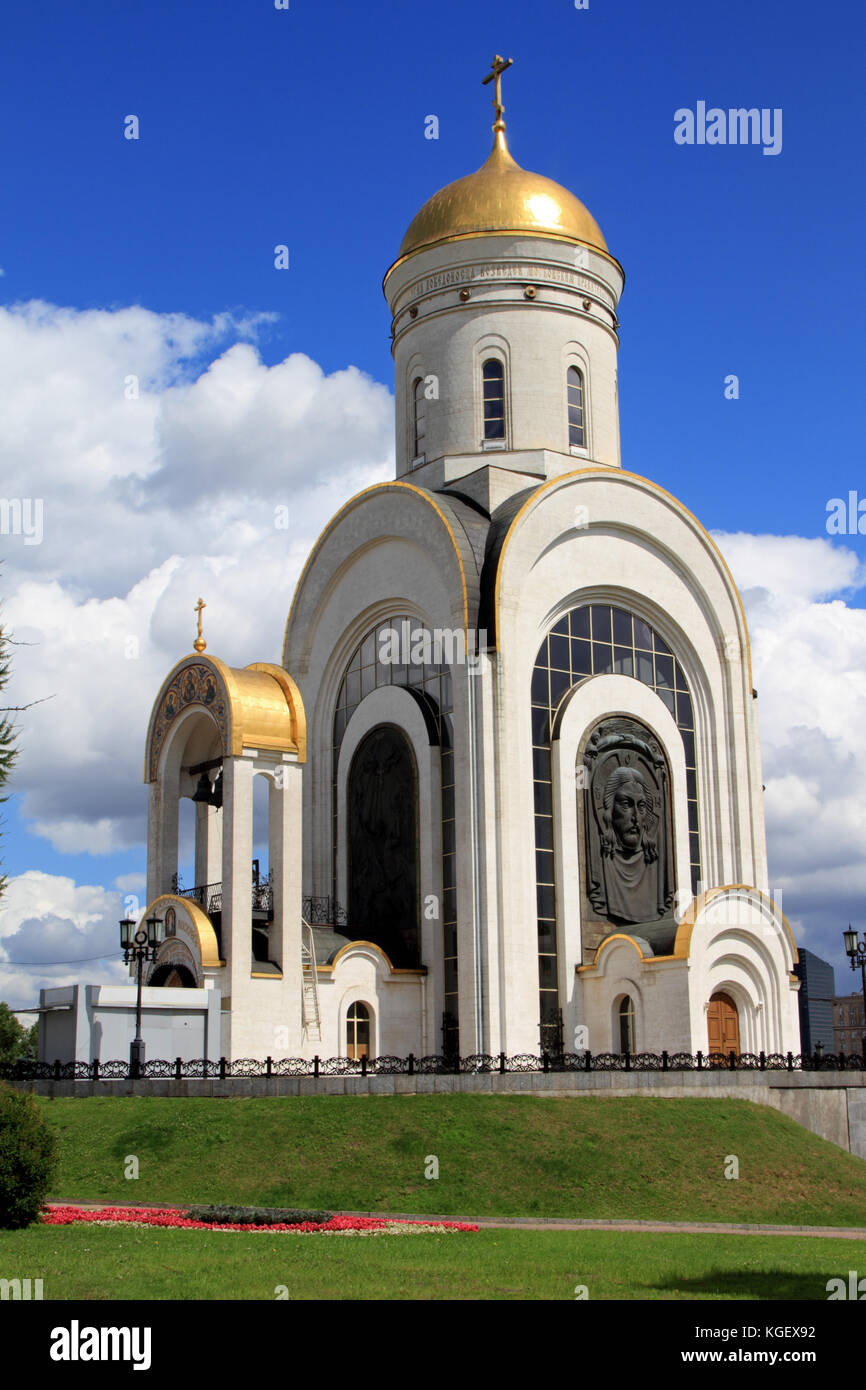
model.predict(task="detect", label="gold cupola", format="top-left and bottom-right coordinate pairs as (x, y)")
top-left (392, 56), bottom-right (607, 267)
top-left (396, 127), bottom-right (607, 263)
top-left (384, 57), bottom-right (624, 489)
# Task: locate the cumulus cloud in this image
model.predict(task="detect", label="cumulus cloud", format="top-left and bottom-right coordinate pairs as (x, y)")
top-left (150, 345), bottom-right (392, 503)
top-left (0, 298), bottom-right (392, 862)
top-left (0, 871), bottom-right (129, 1010)
top-left (714, 531), bottom-right (866, 604)
top-left (713, 531), bottom-right (866, 974)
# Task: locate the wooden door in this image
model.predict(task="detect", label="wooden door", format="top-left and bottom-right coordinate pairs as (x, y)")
top-left (707, 993), bottom-right (740, 1054)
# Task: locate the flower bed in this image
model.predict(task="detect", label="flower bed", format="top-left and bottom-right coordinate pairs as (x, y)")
top-left (43, 1205), bottom-right (478, 1235)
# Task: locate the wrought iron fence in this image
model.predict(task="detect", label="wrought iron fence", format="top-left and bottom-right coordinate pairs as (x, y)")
top-left (1, 1049), bottom-right (863, 1082)
top-left (302, 896), bottom-right (348, 926)
top-left (173, 878), bottom-right (223, 916)
top-left (173, 877), bottom-right (275, 916)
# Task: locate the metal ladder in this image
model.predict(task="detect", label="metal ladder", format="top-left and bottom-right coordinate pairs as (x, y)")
top-left (301, 919), bottom-right (321, 1042)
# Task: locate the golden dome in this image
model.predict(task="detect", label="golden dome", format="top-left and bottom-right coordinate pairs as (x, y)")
top-left (145, 655), bottom-right (307, 782)
top-left (396, 127), bottom-right (607, 262)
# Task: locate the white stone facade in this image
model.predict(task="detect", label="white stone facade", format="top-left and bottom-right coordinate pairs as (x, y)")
top-left (129, 119), bottom-right (801, 1064)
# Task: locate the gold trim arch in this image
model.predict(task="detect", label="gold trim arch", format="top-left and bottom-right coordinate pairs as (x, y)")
top-left (492, 467), bottom-right (755, 690)
top-left (145, 653), bottom-right (307, 782)
top-left (140, 893), bottom-right (224, 973)
top-left (673, 885), bottom-right (799, 966)
top-left (282, 481), bottom-right (471, 663)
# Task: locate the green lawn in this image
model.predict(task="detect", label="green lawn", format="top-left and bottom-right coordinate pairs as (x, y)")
top-left (0, 1223), bottom-right (857, 1300)
top-left (35, 1093), bottom-right (866, 1226)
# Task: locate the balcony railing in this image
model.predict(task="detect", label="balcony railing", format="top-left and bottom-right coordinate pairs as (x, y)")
top-left (171, 875), bottom-right (273, 918)
top-left (302, 895), bottom-right (348, 926)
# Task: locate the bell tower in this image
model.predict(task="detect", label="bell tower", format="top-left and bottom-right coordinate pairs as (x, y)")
top-left (141, 602), bottom-right (308, 1056)
top-left (383, 55), bottom-right (625, 513)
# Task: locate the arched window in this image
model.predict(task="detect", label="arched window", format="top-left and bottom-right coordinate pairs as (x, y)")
top-left (333, 615), bottom-right (457, 1051)
top-left (348, 725), bottom-right (420, 966)
top-left (531, 602), bottom-right (702, 1048)
top-left (567, 366), bottom-right (585, 448)
top-left (618, 996), bottom-right (635, 1053)
top-left (482, 358), bottom-right (505, 440)
top-left (346, 1001), bottom-right (371, 1059)
top-left (412, 376), bottom-right (426, 462)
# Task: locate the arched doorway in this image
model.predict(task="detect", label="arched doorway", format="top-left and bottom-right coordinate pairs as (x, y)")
top-left (346, 1001), bottom-right (371, 1059)
top-left (707, 992), bottom-right (740, 1054)
top-left (347, 725), bottom-right (419, 965)
top-left (149, 962), bottom-right (197, 988)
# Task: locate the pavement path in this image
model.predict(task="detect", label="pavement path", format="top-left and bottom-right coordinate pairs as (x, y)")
top-left (45, 1202), bottom-right (866, 1240)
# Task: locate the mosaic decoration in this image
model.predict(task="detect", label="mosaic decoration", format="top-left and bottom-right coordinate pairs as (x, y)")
top-left (148, 662), bottom-right (229, 781)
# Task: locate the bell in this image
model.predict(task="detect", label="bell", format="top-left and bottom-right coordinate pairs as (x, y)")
top-left (191, 771), bottom-right (222, 807)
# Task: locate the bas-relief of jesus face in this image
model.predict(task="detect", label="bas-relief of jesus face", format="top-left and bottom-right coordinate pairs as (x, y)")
top-left (603, 770), bottom-right (652, 856)
top-left (612, 779), bottom-right (649, 852)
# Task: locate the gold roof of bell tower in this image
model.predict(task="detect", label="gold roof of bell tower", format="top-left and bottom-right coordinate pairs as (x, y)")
top-left (393, 55), bottom-right (608, 265)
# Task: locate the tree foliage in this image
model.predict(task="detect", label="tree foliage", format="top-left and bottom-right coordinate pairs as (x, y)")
top-left (0, 1002), bottom-right (37, 1063)
top-left (0, 1082), bottom-right (57, 1228)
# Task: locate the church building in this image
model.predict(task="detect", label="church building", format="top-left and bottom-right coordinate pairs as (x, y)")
top-left (138, 58), bottom-right (801, 1063)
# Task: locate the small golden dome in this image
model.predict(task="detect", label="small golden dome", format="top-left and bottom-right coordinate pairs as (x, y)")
top-left (396, 127), bottom-right (607, 261)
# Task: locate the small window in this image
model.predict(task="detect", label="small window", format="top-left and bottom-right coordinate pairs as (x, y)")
top-left (346, 1001), bottom-right (371, 1059)
top-left (412, 377), bottom-right (426, 461)
top-left (482, 359), bottom-right (505, 440)
top-left (618, 995), bottom-right (635, 1054)
top-left (567, 366), bottom-right (585, 448)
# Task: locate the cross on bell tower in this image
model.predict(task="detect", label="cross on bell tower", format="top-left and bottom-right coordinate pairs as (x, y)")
top-left (193, 597), bottom-right (207, 654)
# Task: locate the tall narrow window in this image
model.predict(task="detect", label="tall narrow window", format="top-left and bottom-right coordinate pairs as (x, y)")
top-left (346, 1001), bottom-right (371, 1059)
top-left (618, 996), bottom-right (635, 1054)
top-left (412, 377), bottom-right (426, 461)
top-left (482, 358), bottom-right (505, 440)
top-left (531, 603), bottom-right (701, 1050)
top-left (567, 366), bottom-right (585, 448)
top-left (567, 366), bottom-right (586, 447)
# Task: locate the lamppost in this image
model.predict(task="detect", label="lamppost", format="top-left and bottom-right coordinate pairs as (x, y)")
top-left (842, 925), bottom-right (866, 1060)
top-left (120, 915), bottom-right (165, 1078)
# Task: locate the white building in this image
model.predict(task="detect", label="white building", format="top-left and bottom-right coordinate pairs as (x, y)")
top-left (136, 64), bottom-right (801, 1063)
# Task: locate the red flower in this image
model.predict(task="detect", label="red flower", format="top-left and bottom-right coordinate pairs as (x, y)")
top-left (42, 1205), bottom-right (478, 1233)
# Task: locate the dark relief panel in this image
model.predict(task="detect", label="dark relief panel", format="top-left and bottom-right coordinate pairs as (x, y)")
top-left (583, 716), bottom-right (675, 929)
top-left (348, 725), bottom-right (420, 967)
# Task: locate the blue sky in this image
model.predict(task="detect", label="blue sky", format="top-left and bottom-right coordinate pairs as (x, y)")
top-left (2, 0), bottom-right (864, 536)
top-left (1, 0), bottom-right (865, 1008)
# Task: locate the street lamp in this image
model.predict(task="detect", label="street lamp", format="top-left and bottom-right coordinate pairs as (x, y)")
top-left (120, 915), bottom-right (165, 1077)
top-left (842, 925), bottom-right (866, 1061)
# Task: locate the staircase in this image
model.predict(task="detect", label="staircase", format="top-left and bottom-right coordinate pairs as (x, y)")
top-left (301, 919), bottom-right (321, 1043)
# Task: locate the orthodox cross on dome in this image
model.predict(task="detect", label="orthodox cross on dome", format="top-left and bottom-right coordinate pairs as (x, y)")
top-left (482, 54), bottom-right (513, 131)
top-left (193, 597), bottom-right (207, 654)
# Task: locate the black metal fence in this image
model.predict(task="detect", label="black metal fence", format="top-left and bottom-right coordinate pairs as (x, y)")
top-left (2, 1049), bottom-right (864, 1082)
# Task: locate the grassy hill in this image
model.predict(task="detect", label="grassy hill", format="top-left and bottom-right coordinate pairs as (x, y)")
top-left (37, 1093), bottom-right (866, 1226)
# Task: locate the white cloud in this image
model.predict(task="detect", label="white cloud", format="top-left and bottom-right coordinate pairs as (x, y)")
top-left (712, 531), bottom-right (866, 603)
top-left (0, 299), bottom-right (393, 856)
top-left (714, 531), bottom-right (866, 970)
top-left (0, 871), bottom-right (129, 1010)
top-left (113, 872), bottom-right (146, 893)
top-left (0, 300), bottom-right (392, 599)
